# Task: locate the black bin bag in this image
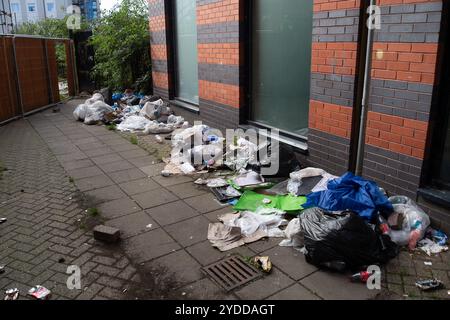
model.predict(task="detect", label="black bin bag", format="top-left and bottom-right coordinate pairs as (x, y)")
top-left (299, 208), bottom-right (398, 272)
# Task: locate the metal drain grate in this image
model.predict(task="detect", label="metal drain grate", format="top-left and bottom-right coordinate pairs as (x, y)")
top-left (202, 256), bottom-right (261, 291)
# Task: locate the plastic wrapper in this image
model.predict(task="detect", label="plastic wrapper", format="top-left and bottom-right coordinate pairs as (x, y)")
top-left (279, 218), bottom-right (304, 249)
top-left (140, 99), bottom-right (164, 120)
top-left (143, 121), bottom-right (176, 134)
top-left (85, 93), bottom-right (104, 105)
top-left (299, 208), bottom-right (398, 271)
top-left (224, 211), bottom-right (287, 238)
top-left (117, 115), bottom-right (152, 132)
top-left (73, 104), bottom-right (88, 121)
top-left (387, 196), bottom-right (430, 249)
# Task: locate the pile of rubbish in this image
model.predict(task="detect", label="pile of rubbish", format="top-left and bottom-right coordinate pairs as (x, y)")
top-left (157, 125), bottom-right (447, 276)
top-left (197, 161), bottom-right (449, 278)
top-left (73, 91), bottom-right (188, 134)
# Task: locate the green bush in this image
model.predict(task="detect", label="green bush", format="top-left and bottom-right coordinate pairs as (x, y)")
top-left (90, 0), bottom-right (151, 92)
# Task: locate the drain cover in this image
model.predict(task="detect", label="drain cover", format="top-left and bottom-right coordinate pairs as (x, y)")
top-left (202, 256), bottom-right (261, 291)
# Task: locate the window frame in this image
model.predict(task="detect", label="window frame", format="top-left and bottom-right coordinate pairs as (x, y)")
top-left (170, 0), bottom-right (200, 108)
top-left (27, 3), bottom-right (36, 12)
top-left (244, 0), bottom-right (314, 143)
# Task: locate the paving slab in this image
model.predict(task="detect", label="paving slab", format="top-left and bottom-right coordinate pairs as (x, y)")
top-left (266, 284), bottom-right (321, 300)
top-left (166, 182), bottom-right (208, 199)
top-left (76, 174), bottom-right (115, 192)
top-left (235, 268), bottom-right (295, 300)
top-left (125, 228), bottom-right (181, 263)
top-left (106, 211), bottom-right (158, 239)
top-left (145, 250), bottom-right (204, 286)
top-left (184, 194), bottom-right (227, 214)
top-left (262, 247), bottom-right (318, 280)
top-left (108, 168), bottom-right (148, 184)
top-left (99, 160), bottom-right (135, 173)
top-left (97, 197), bottom-right (141, 219)
top-left (147, 201), bottom-right (200, 226)
top-left (85, 185), bottom-right (127, 203)
top-left (118, 178), bottom-right (160, 196)
top-left (91, 153), bottom-right (124, 166)
top-left (127, 156), bottom-right (159, 169)
top-left (139, 163), bottom-right (165, 177)
top-left (179, 278), bottom-right (237, 300)
top-left (299, 270), bottom-right (379, 300)
top-left (132, 189), bottom-right (179, 209)
top-left (186, 241), bottom-right (256, 267)
top-left (164, 215), bottom-right (210, 247)
top-left (67, 166), bottom-right (104, 180)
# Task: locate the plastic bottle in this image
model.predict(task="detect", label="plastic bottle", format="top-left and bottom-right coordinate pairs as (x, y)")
top-left (377, 215), bottom-right (390, 235)
top-left (351, 271), bottom-right (372, 283)
top-left (408, 229), bottom-right (422, 251)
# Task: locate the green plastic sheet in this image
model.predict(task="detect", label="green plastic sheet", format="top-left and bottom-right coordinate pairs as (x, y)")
top-left (233, 191), bottom-right (307, 213)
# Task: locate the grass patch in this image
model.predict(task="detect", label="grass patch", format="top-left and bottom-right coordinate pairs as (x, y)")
top-left (130, 134), bottom-right (138, 145)
top-left (106, 123), bottom-right (117, 131)
top-left (86, 207), bottom-right (99, 217)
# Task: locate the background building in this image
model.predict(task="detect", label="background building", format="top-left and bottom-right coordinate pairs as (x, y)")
top-left (0, 0), bottom-right (14, 33)
top-left (148, 0), bottom-right (450, 232)
top-left (1, 0), bottom-right (99, 30)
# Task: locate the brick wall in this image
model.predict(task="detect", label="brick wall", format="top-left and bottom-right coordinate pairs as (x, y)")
top-left (362, 0), bottom-right (443, 199)
top-left (148, 0), bottom-right (170, 98)
top-left (148, 0), bottom-right (243, 131)
top-left (307, 0), bottom-right (362, 175)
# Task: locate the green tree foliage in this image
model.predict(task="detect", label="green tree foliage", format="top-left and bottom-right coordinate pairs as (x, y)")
top-left (90, 0), bottom-right (151, 92)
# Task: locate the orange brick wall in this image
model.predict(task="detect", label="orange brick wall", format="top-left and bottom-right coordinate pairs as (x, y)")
top-left (311, 42), bottom-right (358, 76)
top-left (371, 43), bottom-right (438, 84)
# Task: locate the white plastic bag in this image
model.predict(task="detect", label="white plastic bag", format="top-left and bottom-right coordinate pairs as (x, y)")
top-left (73, 104), bottom-right (88, 121)
top-left (279, 218), bottom-right (304, 248)
top-left (140, 99), bottom-right (164, 120)
top-left (85, 93), bottom-right (104, 105)
top-left (117, 115), bottom-right (152, 132)
top-left (388, 196), bottom-right (430, 248)
top-left (143, 122), bottom-right (175, 134)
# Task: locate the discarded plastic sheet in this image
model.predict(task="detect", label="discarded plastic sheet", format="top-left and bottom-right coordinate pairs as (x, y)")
top-left (206, 178), bottom-right (229, 188)
top-left (4, 288), bottom-right (19, 300)
top-left (211, 186), bottom-right (241, 203)
top-left (415, 279), bottom-right (444, 291)
top-left (0, 265), bottom-right (5, 274)
top-left (279, 218), bottom-right (303, 249)
top-left (28, 285), bottom-right (51, 300)
top-left (117, 115), bottom-right (152, 132)
top-left (234, 191), bottom-right (307, 213)
top-left (288, 167), bottom-right (338, 196)
top-left (253, 256), bottom-right (272, 273)
top-left (426, 228), bottom-right (448, 246)
top-left (222, 211), bottom-right (287, 239)
top-left (424, 261), bottom-right (433, 266)
top-left (233, 171), bottom-right (265, 188)
top-left (304, 172), bottom-right (394, 221)
top-left (180, 163), bottom-right (196, 175)
top-left (418, 238), bottom-right (448, 256)
top-left (0, 218), bottom-right (6, 224)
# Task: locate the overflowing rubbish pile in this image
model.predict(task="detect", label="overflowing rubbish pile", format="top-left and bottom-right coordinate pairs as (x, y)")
top-left (71, 92), bottom-right (448, 290)
top-left (73, 91), bottom-right (188, 134)
top-left (157, 124), bottom-right (448, 278)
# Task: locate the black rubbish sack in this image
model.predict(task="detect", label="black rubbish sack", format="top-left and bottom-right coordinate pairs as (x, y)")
top-left (299, 208), bottom-right (398, 272)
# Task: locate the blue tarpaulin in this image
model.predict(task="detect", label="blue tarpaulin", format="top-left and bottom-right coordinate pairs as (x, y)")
top-left (304, 172), bottom-right (393, 221)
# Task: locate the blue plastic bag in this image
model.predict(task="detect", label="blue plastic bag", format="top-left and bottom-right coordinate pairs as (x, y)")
top-left (304, 172), bottom-right (393, 221)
